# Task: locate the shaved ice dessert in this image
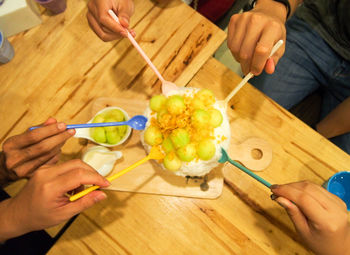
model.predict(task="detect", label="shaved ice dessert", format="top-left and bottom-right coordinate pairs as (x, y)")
top-left (140, 88), bottom-right (230, 177)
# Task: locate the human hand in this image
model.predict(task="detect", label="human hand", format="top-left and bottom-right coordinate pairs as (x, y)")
top-left (227, 5), bottom-right (286, 75)
top-left (87, 0), bottom-right (135, 41)
top-left (271, 181), bottom-right (350, 255)
top-left (1, 118), bottom-right (75, 182)
top-left (2, 160), bottom-right (109, 239)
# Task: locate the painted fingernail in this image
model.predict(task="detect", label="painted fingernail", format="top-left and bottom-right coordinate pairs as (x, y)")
top-left (57, 122), bottom-right (66, 130)
top-left (122, 17), bottom-right (129, 26)
top-left (270, 194), bottom-right (278, 200)
top-left (275, 200), bottom-right (288, 209)
top-left (67, 129), bottom-right (75, 135)
top-left (94, 192), bottom-right (107, 202)
top-left (270, 184), bottom-right (279, 190)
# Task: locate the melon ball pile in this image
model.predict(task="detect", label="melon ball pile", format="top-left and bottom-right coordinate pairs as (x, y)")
top-left (90, 109), bottom-right (128, 145)
top-left (141, 88), bottom-right (230, 177)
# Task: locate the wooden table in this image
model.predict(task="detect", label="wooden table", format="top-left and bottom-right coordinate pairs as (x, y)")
top-left (1, 0), bottom-right (350, 254)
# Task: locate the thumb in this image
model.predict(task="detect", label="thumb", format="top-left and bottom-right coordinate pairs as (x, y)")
top-left (65, 191), bottom-right (107, 216)
top-left (275, 196), bottom-right (310, 235)
top-left (264, 58), bottom-right (275, 74)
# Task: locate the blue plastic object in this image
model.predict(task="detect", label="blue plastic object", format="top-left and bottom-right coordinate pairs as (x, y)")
top-left (324, 171), bottom-right (350, 211)
top-left (30, 115), bottom-right (148, 131)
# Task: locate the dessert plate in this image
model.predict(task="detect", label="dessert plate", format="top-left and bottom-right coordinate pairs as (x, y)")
top-left (83, 97), bottom-right (273, 199)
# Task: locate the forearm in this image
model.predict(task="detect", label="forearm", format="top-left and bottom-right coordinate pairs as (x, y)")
top-left (254, 0), bottom-right (303, 22)
top-left (316, 97), bottom-right (350, 138)
top-left (0, 199), bottom-right (27, 242)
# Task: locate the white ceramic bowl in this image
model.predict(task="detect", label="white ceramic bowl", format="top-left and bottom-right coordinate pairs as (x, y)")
top-left (74, 106), bottom-right (132, 147)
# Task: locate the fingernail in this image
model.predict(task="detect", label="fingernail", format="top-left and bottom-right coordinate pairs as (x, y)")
top-left (57, 122), bottom-right (66, 130)
top-left (270, 194), bottom-right (278, 200)
top-left (270, 184), bottom-right (279, 190)
top-left (275, 200), bottom-right (288, 209)
top-left (67, 129), bottom-right (75, 135)
top-left (122, 17), bottom-right (129, 26)
top-left (94, 192), bottom-right (107, 202)
top-left (104, 180), bottom-right (110, 186)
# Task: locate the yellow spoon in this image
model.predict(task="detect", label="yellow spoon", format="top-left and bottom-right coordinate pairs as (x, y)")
top-left (69, 146), bottom-right (164, 202)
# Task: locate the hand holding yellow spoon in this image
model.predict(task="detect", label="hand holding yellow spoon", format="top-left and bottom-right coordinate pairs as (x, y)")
top-left (69, 146), bottom-right (165, 201)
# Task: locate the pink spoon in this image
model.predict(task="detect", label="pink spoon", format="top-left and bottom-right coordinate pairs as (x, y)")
top-left (108, 10), bottom-right (179, 95)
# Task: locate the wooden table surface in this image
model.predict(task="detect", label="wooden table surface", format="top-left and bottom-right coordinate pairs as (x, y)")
top-left (1, 0), bottom-right (350, 254)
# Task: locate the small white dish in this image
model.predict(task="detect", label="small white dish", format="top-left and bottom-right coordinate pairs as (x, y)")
top-left (82, 146), bottom-right (123, 177)
top-left (74, 106), bottom-right (132, 147)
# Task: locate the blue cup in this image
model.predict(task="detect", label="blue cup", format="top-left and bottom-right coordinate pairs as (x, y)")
top-left (323, 171), bottom-right (350, 211)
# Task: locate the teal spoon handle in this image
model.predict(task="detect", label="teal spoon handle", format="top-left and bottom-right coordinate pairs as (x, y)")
top-left (227, 158), bottom-right (271, 188)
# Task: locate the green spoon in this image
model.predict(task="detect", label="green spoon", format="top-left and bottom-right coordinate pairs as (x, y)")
top-left (219, 147), bottom-right (271, 188)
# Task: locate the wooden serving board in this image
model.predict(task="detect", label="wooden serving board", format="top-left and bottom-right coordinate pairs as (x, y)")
top-left (85, 97), bottom-right (272, 199)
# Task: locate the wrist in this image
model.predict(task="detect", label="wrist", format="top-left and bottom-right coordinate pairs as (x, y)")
top-left (253, 0), bottom-right (288, 23)
top-left (0, 198), bottom-right (29, 242)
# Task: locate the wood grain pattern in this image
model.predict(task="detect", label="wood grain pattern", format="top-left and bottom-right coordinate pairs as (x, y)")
top-left (47, 58), bottom-right (350, 255)
top-left (0, 0), bottom-right (225, 238)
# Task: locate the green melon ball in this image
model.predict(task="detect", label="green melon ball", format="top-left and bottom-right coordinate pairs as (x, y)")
top-left (117, 125), bottom-right (127, 137)
top-left (166, 95), bottom-right (185, 115)
top-left (92, 114), bottom-right (105, 123)
top-left (191, 98), bottom-right (206, 110)
top-left (191, 109), bottom-right (210, 128)
top-left (144, 126), bottom-right (163, 146)
top-left (208, 108), bottom-right (223, 127)
top-left (90, 127), bottom-right (107, 143)
top-left (163, 152), bottom-right (182, 171)
top-left (103, 116), bottom-right (118, 132)
top-left (106, 130), bottom-right (121, 144)
top-left (106, 109), bottom-right (125, 122)
top-left (150, 95), bottom-right (167, 112)
top-left (162, 137), bottom-right (175, 153)
top-left (195, 89), bottom-right (215, 106)
top-left (197, 139), bottom-right (216, 160)
top-left (176, 143), bottom-right (196, 162)
top-left (169, 128), bottom-right (190, 149)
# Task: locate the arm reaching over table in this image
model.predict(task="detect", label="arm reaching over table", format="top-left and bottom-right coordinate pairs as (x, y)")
top-left (0, 160), bottom-right (110, 242)
top-left (87, 0), bottom-right (135, 41)
top-left (316, 97), bottom-right (350, 139)
top-left (0, 118), bottom-right (75, 187)
top-left (227, 0), bottom-right (302, 75)
top-left (271, 181), bottom-right (350, 255)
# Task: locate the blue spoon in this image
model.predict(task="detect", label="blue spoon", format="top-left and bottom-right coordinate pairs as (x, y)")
top-left (219, 147), bottom-right (271, 188)
top-left (30, 115), bottom-right (148, 131)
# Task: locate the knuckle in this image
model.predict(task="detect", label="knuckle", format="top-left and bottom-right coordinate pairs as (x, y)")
top-left (300, 180), bottom-right (312, 190)
top-left (5, 157), bottom-right (17, 170)
top-left (2, 139), bottom-right (13, 152)
top-left (239, 52), bottom-right (249, 61)
top-left (99, 15), bottom-right (109, 25)
top-left (255, 44), bottom-right (269, 56)
top-left (74, 168), bottom-right (86, 179)
top-left (250, 14), bottom-right (263, 25)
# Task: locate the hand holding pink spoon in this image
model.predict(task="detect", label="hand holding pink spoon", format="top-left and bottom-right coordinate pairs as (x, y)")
top-left (108, 10), bottom-right (179, 95)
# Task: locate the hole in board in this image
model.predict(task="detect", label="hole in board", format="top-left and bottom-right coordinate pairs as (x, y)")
top-left (251, 148), bottom-right (263, 160)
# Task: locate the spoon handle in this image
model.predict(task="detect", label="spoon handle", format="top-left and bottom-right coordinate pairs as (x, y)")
top-left (66, 122), bottom-right (128, 129)
top-left (69, 156), bottom-right (150, 202)
top-left (108, 10), bottom-right (166, 84)
top-left (227, 158), bottom-right (271, 188)
top-left (224, 40), bottom-right (284, 105)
